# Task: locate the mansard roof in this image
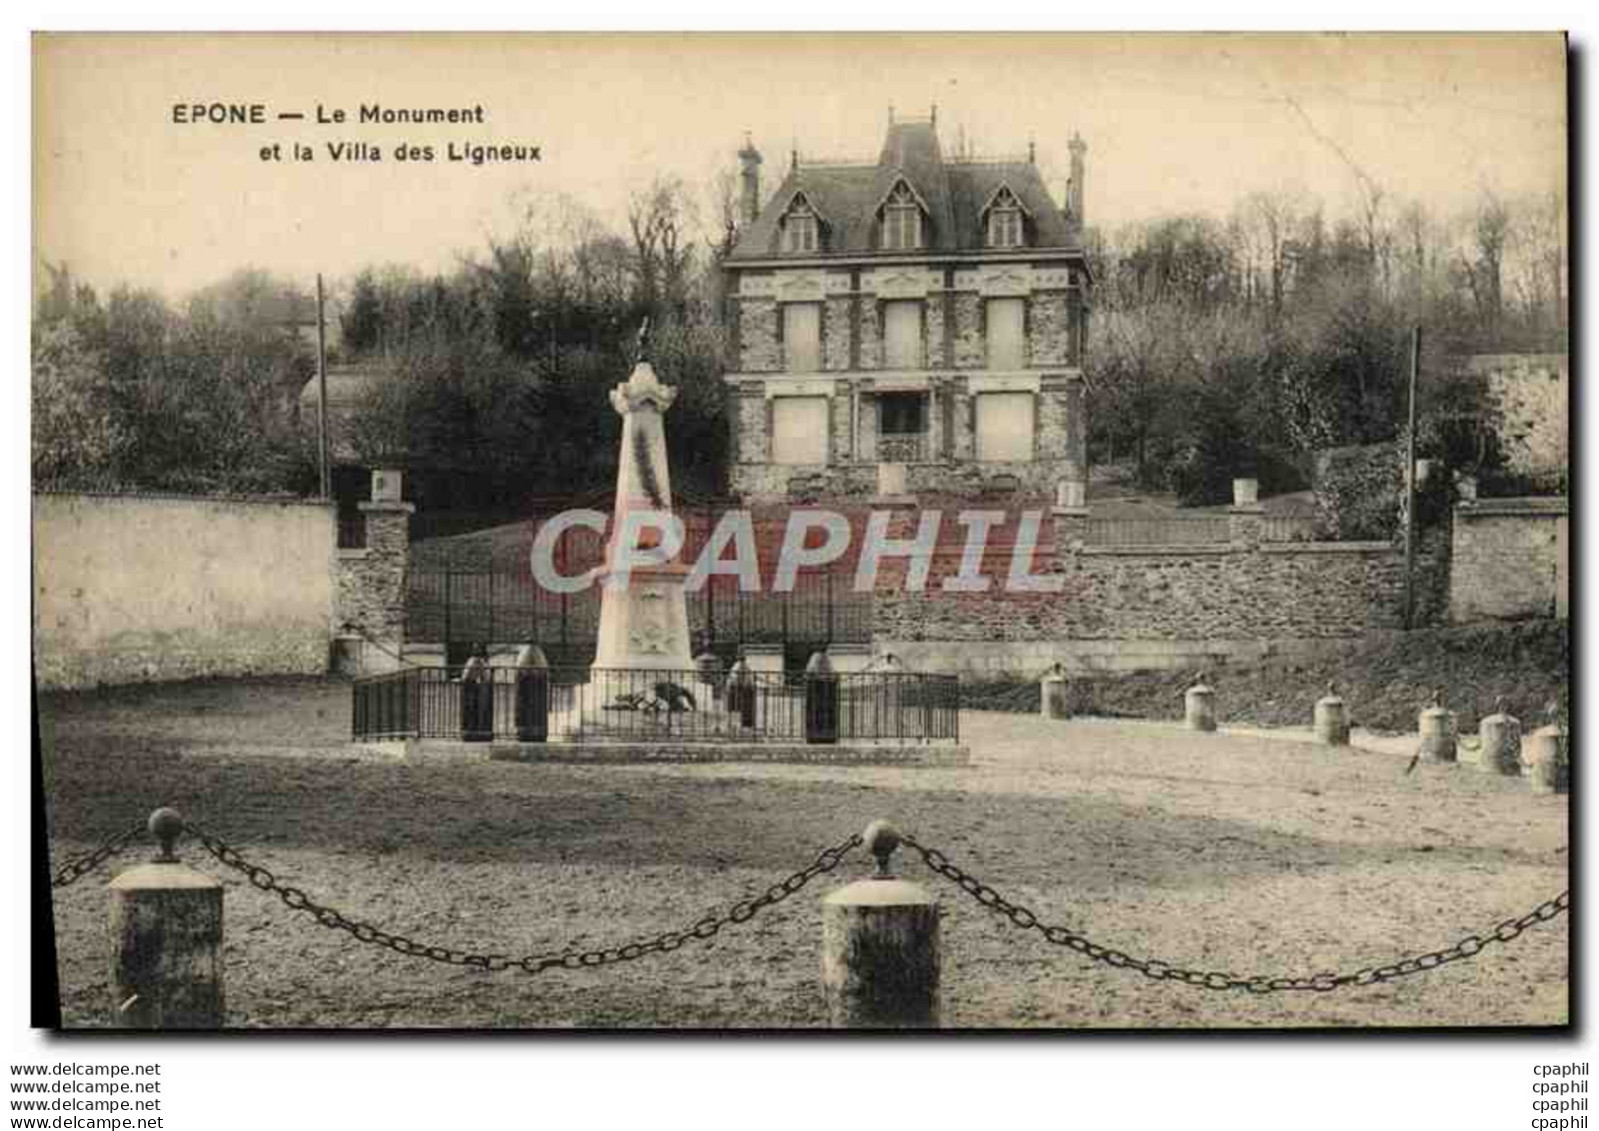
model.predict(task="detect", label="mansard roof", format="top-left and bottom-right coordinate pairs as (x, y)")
top-left (728, 120), bottom-right (1082, 260)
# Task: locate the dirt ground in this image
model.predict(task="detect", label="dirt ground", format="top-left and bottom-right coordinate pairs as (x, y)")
top-left (39, 678), bottom-right (1568, 1030)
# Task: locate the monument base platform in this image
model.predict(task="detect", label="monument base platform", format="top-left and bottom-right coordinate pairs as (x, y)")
top-left (491, 740), bottom-right (970, 766)
top-left (354, 738), bottom-right (969, 767)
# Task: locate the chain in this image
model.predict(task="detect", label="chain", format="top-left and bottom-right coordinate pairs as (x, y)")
top-left (183, 821), bottom-right (862, 973)
top-left (50, 823), bottom-right (147, 888)
top-left (901, 834), bottom-right (1569, 993)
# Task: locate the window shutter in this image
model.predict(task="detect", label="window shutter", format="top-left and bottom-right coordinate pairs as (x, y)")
top-left (883, 301), bottom-right (922, 369)
top-left (771, 396), bottom-right (830, 465)
top-left (986, 298), bottom-right (1026, 370)
top-left (975, 391), bottom-right (1035, 462)
top-left (783, 303), bottom-right (821, 373)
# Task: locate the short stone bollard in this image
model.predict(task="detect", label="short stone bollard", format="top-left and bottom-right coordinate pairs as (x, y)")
top-left (107, 808), bottom-right (224, 1029)
top-left (1528, 725), bottom-right (1569, 795)
top-left (1478, 698), bottom-right (1522, 776)
top-left (727, 657), bottom-right (757, 729)
top-left (514, 644), bottom-right (550, 743)
top-left (804, 651), bottom-right (840, 745)
top-left (1418, 696), bottom-right (1458, 763)
top-left (820, 820), bottom-right (939, 1029)
top-left (1040, 662), bottom-right (1070, 721)
top-left (1184, 680), bottom-right (1216, 732)
top-left (1313, 685), bottom-right (1349, 746)
top-left (694, 649), bottom-right (722, 702)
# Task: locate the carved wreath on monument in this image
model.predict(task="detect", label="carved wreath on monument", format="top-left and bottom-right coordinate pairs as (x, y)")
top-left (629, 588), bottom-right (677, 655)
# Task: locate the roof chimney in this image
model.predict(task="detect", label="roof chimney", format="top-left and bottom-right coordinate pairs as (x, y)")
top-left (738, 133), bottom-right (763, 227)
top-left (1067, 131), bottom-right (1087, 229)
top-left (930, 102), bottom-right (937, 129)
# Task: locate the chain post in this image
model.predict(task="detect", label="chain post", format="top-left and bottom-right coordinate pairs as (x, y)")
top-left (820, 819), bottom-right (941, 1028)
top-left (108, 807), bottom-right (224, 1029)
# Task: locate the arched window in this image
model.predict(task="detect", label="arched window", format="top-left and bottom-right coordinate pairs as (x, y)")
top-left (782, 195), bottom-right (819, 254)
top-left (987, 186), bottom-right (1025, 249)
top-left (882, 183), bottom-right (923, 250)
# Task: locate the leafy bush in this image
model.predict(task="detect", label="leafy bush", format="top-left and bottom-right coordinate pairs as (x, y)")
top-left (1313, 443), bottom-right (1402, 541)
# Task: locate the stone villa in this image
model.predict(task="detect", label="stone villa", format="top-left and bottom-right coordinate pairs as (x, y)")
top-left (721, 110), bottom-right (1092, 501)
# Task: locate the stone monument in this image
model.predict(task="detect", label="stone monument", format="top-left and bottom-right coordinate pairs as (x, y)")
top-left (591, 322), bottom-right (695, 674)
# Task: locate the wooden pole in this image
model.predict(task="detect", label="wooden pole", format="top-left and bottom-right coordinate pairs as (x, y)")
top-left (316, 273), bottom-right (331, 500)
top-left (1402, 326), bottom-right (1421, 628)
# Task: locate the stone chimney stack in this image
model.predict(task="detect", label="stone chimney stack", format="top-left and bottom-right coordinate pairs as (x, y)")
top-left (738, 133), bottom-right (763, 227)
top-left (1067, 131), bottom-right (1087, 229)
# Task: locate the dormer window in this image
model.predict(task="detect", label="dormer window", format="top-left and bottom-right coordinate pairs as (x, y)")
top-left (882, 183), bottom-right (923, 250)
top-left (985, 186), bottom-right (1026, 249)
top-left (781, 194), bottom-right (820, 254)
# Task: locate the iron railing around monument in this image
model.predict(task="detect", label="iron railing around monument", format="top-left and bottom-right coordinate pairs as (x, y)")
top-left (403, 569), bottom-right (873, 665)
top-left (351, 666), bottom-right (960, 746)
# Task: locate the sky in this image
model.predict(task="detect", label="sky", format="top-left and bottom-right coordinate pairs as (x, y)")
top-left (32, 32), bottom-right (1568, 300)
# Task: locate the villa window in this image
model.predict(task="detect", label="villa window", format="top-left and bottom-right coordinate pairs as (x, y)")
top-left (986, 297), bottom-right (1025, 370)
top-left (882, 300), bottom-right (923, 369)
top-left (783, 302), bottom-right (821, 372)
top-left (782, 197), bottom-right (820, 254)
top-left (771, 396), bottom-right (830, 465)
top-left (976, 391), bottom-right (1035, 462)
top-left (986, 187), bottom-right (1026, 249)
top-left (881, 183), bottom-right (923, 250)
top-left (877, 392), bottom-right (928, 462)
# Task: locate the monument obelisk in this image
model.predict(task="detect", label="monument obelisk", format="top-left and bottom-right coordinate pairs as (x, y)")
top-left (590, 322), bottom-right (695, 674)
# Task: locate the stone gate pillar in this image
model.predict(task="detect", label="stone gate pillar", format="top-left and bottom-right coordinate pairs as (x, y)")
top-left (336, 467), bottom-right (415, 674)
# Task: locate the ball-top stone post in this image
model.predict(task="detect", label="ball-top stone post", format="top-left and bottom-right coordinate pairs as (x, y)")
top-left (147, 807), bottom-right (184, 863)
top-left (862, 819), bottom-right (902, 878)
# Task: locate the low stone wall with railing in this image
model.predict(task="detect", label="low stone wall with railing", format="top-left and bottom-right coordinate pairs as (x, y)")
top-left (872, 506), bottom-right (1452, 674)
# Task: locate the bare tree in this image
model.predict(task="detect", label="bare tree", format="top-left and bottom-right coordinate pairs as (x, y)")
top-left (1460, 190), bottom-right (1511, 333)
top-left (1236, 187), bottom-right (1307, 317)
top-left (628, 175), bottom-right (699, 314)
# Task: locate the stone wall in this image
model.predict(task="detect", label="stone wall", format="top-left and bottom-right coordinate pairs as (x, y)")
top-left (33, 490), bottom-right (336, 690)
top-left (875, 538), bottom-right (1408, 646)
top-left (1028, 292), bottom-right (1072, 366)
top-left (824, 296), bottom-right (852, 371)
top-left (882, 636), bottom-right (1367, 677)
top-left (951, 293), bottom-right (983, 367)
top-left (858, 299), bottom-right (882, 370)
top-left (737, 297), bottom-right (781, 372)
top-left (924, 294), bottom-right (948, 368)
top-left (1038, 376), bottom-right (1086, 480)
top-left (1450, 498), bottom-right (1568, 622)
top-left (863, 504), bottom-right (1437, 674)
top-left (732, 390), bottom-right (768, 464)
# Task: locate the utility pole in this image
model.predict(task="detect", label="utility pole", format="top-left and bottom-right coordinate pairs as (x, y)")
top-left (316, 273), bottom-right (330, 500)
top-left (1402, 325), bottom-right (1421, 629)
